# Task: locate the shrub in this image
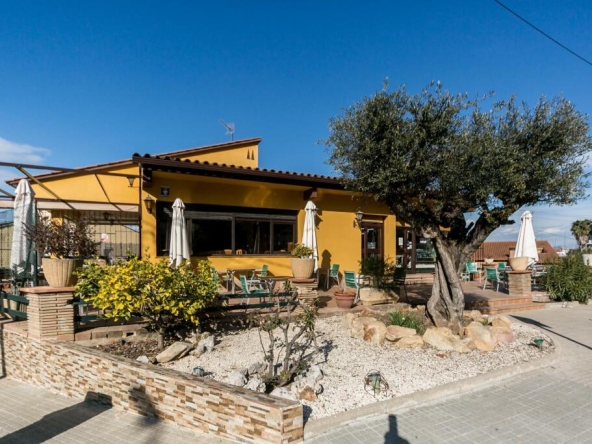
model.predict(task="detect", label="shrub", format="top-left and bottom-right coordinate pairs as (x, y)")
top-left (359, 256), bottom-right (396, 289)
top-left (75, 258), bottom-right (219, 348)
top-left (25, 215), bottom-right (98, 258)
top-left (384, 309), bottom-right (426, 334)
top-left (545, 251), bottom-right (592, 304)
top-left (291, 243), bottom-right (314, 257)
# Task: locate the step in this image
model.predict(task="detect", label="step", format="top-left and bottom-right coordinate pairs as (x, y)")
top-left (476, 303), bottom-right (546, 315)
top-left (465, 297), bottom-right (533, 309)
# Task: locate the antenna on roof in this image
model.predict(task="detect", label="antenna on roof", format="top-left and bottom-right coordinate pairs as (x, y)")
top-left (219, 119), bottom-right (235, 141)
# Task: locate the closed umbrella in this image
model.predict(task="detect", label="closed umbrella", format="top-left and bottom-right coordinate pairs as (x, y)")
top-left (301, 200), bottom-right (318, 270)
top-left (10, 179), bottom-right (36, 280)
top-left (169, 198), bottom-right (190, 267)
top-left (515, 210), bottom-right (539, 267)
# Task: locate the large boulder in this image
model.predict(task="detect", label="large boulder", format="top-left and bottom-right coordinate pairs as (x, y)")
top-left (363, 321), bottom-right (388, 345)
top-left (227, 370), bottom-right (248, 387)
top-left (489, 315), bottom-right (512, 329)
top-left (422, 328), bottom-right (473, 353)
top-left (245, 375), bottom-right (266, 393)
top-left (491, 326), bottom-right (515, 344)
top-left (464, 321), bottom-right (497, 351)
top-left (393, 335), bottom-right (424, 349)
top-left (351, 316), bottom-right (377, 339)
top-left (385, 325), bottom-right (417, 342)
top-left (155, 342), bottom-right (192, 363)
top-left (342, 313), bottom-right (357, 329)
top-left (359, 287), bottom-right (399, 306)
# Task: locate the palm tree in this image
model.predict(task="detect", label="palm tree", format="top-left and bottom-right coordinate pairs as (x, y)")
top-left (571, 219), bottom-right (592, 251)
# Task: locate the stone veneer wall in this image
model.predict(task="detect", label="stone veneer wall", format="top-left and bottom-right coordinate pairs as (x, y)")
top-left (0, 323), bottom-right (303, 444)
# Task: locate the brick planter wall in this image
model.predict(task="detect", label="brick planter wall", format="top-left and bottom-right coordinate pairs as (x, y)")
top-left (0, 323), bottom-right (303, 443)
top-left (507, 271), bottom-right (532, 298)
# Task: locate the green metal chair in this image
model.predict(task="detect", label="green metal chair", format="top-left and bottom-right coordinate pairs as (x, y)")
top-left (329, 264), bottom-right (340, 288)
top-left (343, 270), bottom-right (360, 303)
top-left (483, 267), bottom-right (504, 292)
top-left (466, 262), bottom-right (482, 281)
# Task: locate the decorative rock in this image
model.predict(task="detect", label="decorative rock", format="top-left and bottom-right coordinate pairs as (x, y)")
top-left (245, 375), bottom-right (266, 392)
top-left (363, 321), bottom-right (388, 345)
top-left (451, 337), bottom-right (475, 353)
top-left (386, 325), bottom-right (417, 342)
top-left (247, 362), bottom-right (267, 376)
top-left (189, 343), bottom-right (206, 357)
top-left (342, 313), bottom-right (357, 329)
top-left (136, 355), bottom-right (150, 364)
top-left (393, 335), bottom-right (424, 348)
top-left (298, 385), bottom-right (318, 401)
top-left (491, 326), bottom-right (515, 344)
top-left (467, 310), bottom-right (484, 321)
top-left (464, 321), bottom-right (497, 351)
top-left (198, 335), bottom-right (215, 353)
top-left (350, 317), bottom-right (376, 339)
top-left (423, 327), bottom-right (455, 351)
top-left (270, 387), bottom-right (298, 401)
top-left (307, 365), bottom-right (324, 382)
top-left (489, 315), bottom-right (512, 329)
top-left (226, 370), bottom-right (247, 387)
top-left (155, 342), bottom-right (192, 363)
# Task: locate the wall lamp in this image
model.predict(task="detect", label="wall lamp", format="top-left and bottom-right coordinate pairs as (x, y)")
top-left (127, 176), bottom-right (136, 187)
top-left (354, 209), bottom-right (364, 230)
top-left (143, 195), bottom-right (155, 214)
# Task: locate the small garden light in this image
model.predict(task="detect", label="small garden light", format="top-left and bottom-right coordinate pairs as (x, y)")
top-left (364, 370), bottom-right (389, 396)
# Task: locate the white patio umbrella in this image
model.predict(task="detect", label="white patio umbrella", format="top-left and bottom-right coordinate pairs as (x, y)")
top-left (301, 200), bottom-right (319, 270)
top-left (169, 198), bottom-right (190, 267)
top-left (514, 210), bottom-right (539, 267)
top-left (10, 179), bottom-right (36, 279)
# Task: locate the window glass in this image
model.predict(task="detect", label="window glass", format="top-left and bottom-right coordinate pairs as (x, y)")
top-left (236, 220), bottom-right (270, 254)
top-left (273, 223), bottom-right (294, 253)
top-left (191, 219), bottom-right (232, 255)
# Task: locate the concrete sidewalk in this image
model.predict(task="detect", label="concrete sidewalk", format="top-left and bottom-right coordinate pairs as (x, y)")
top-left (0, 377), bottom-right (233, 444)
top-left (307, 303), bottom-right (592, 443)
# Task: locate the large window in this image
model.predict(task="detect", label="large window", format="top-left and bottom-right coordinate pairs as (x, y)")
top-left (156, 203), bottom-right (296, 256)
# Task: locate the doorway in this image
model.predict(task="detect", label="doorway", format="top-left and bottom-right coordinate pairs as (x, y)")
top-left (361, 222), bottom-right (383, 259)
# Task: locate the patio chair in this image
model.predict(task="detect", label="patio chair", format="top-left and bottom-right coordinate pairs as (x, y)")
top-left (343, 270), bottom-right (361, 304)
top-left (329, 264), bottom-right (340, 288)
top-left (238, 275), bottom-right (268, 307)
top-left (466, 262), bottom-right (482, 282)
top-left (483, 267), bottom-right (505, 292)
top-left (394, 267), bottom-right (408, 302)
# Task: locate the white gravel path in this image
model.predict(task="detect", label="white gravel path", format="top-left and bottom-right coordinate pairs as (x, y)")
top-left (163, 315), bottom-right (554, 420)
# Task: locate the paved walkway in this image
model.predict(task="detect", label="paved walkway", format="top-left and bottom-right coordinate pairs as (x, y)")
top-left (307, 304), bottom-right (592, 443)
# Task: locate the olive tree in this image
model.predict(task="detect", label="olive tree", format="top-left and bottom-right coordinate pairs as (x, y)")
top-left (326, 82), bottom-right (592, 333)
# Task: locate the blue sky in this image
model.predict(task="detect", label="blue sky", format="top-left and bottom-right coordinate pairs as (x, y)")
top-left (0, 0), bottom-right (591, 247)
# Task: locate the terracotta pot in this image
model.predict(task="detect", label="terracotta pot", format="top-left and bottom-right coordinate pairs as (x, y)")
top-left (42, 258), bottom-right (83, 287)
top-left (334, 291), bottom-right (356, 309)
top-left (508, 256), bottom-right (529, 271)
top-left (291, 258), bottom-right (315, 279)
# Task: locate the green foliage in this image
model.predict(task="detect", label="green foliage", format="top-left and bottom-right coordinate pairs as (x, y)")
top-left (75, 258), bottom-right (219, 341)
top-left (545, 251), bottom-right (592, 304)
top-left (571, 219), bottom-right (592, 251)
top-left (384, 309), bottom-right (426, 334)
top-left (25, 215), bottom-right (98, 258)
top-left (359, 256), bottom-right (396, 289)
top-left (291, 243), bottom-right (314, 257)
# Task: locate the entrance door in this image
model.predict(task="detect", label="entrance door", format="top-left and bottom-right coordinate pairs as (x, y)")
top-left (396, 227), bottom-right (436, 274)
top-left (361, 222), bottom-right (383, 259)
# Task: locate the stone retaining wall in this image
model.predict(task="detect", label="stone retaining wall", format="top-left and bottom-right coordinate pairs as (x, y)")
top-left (0, 322), bottom-right (303, 443)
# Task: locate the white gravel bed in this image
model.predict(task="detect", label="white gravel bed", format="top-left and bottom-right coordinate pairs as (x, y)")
top-left (163, 316), bottom-right (554, 420)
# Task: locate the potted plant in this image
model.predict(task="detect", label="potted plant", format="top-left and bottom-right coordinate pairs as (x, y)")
top-left (358, 256), bottom-right (399, 306)
top-left (333, 290), bottom-right (356, 309)
top-left (290, 243), bottom-right (315, 279)
top-left (25, 215), bottom-right (99, 287)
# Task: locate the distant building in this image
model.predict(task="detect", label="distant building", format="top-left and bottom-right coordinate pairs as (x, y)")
top-left (471, 240), bottom-right (559, 264)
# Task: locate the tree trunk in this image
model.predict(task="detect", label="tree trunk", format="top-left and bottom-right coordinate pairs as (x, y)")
top-left (426, 238), bottom-right (465, 334)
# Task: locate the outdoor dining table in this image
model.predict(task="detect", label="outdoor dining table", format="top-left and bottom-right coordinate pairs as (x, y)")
top-left (226, 268), bottom-right (256, 294)
top-left (263, 276), bottom-right (292, 292)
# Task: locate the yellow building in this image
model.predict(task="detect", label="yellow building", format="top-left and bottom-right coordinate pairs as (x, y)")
top-left (6, 138), bottom-right (397, 276)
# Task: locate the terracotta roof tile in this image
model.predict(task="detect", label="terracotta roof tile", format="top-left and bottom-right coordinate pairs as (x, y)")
top-left (471, 240), bottom-right (559, 263)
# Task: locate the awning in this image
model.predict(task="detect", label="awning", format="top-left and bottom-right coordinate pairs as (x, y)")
top-left (36, 201), bottom-right (138, 212)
